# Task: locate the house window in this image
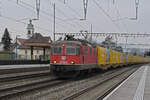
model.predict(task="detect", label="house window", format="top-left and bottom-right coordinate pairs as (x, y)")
top-left (25, 49), bottom-right (27, 54)
top-left (37, 50), bottom-right (39, 54)
top-left (93, 48), bottom-right (95, 56)
top-left (90, 48), bottom-right (92, 56)
top-left (85, 47), bottom-right (88, 55)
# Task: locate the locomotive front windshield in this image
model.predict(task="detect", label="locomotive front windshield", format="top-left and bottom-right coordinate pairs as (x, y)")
top-left (51, 46), bottom-right (62, 54)
top-left (51, 45), bottom-right (80, 55)
top-left (66, 46), bottom-right (80, 55)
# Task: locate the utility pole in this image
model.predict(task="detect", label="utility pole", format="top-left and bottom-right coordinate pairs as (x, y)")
top-left (83, 0), bottom-right (88, 20)
top-left (53, 3), bottom-right (56, 41)
top-left (15, 36), bottom-right (17, 59)
top-left (0, 0), bottom-right (1, 16)
top-left (130, 0), bottom-right (139, 20)
top-left (15, 35), bottom-right (20, 59)
top-left (91, 24), bottom-right (92, 34)
top-left (125, 36), bottom-right (128, 53)
top-left (113, 0), bottom-right (115, 4)
top-left (90, 24), bottom-right (93, 41)
top-left (115, 35), bottom-right (117, 47)
top-left (135, 0), bottom-right (139, 20)
top-left (36, 0), bottom-right (40, 19)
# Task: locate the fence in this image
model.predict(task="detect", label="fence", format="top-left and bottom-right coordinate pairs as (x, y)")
top-left (0, 51), bottom-right (15, 60)
top-left (0, 51), bottom-right (50, 65)
top-left (0, 60), bottom-right (49, 65)
top-left (17, 55), bottom-right (50, 61)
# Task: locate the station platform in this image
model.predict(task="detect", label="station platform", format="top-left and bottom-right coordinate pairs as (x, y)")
top-left (0, 64), bottom-right (50, 69)
top-left (103, 64), bottom-right (150, 100)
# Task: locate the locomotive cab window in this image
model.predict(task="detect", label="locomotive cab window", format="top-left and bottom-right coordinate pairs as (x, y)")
top-left (85, 47), bottom-right (88, 55)
top-left (51, 46), bottom-right (62, 54)
top-left (93, 48), bottom-right (95, 56)
top-left (90, 48), bottom-right (92, 56)
top-left (66, 46), bottom-right (80, 55)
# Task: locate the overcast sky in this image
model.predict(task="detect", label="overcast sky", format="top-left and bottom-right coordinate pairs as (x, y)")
top-left (0, 0), bottom-right (150, 48)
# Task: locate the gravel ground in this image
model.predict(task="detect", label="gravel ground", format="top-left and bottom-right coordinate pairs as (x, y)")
top-left (6, 67), bottom-right (133, 100)
top-left (72, 67), bottom-right (138, 100)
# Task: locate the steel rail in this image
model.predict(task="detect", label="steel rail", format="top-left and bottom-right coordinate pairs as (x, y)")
top-left (0, 77), bottom-right (63, 99)
top-left (0, 71), bottom-right (50, 82)
top-left (0, 68), bottom-right (60, 99)
top-left (61, 65), bottom-right (140, 100)
top-left (95, 66), bottom-right (142, 100)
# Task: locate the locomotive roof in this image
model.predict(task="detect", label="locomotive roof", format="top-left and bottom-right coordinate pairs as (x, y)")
top-left (53, 40), bottom-right (96, 47)
top-left (53, 40), bottom-right (82, 45)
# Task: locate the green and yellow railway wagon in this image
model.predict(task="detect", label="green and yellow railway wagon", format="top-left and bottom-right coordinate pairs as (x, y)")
top-left (97, 45), bottom-right (150, 70)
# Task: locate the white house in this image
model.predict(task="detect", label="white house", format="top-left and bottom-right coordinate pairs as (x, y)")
top-left (12, 33), bottom-right (52, 60)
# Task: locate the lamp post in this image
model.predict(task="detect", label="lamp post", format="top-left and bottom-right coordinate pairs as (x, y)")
top-left (15, 35), bottom-right (20, 59)
top-left (53, 3), bottom-right (56, 42)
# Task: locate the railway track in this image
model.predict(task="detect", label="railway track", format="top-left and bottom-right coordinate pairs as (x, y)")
top-left (0, 66), bottom-right (62, 99)
top-left (0, 65), bottom-right (142, 100)
top-left (0, 78), bottom-right (65, 100)
top-left (0, 66), bottom-right (125, 100)
top-left (61, 65), bottom-right (140, 100)
top-left (28, 65), bottom-right (140, 100)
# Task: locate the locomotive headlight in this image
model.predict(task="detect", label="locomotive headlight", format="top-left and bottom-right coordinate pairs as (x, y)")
top-left (71, 61), bottom-right (75, 64)
top-left (53, 61), bottom-right (56, 64)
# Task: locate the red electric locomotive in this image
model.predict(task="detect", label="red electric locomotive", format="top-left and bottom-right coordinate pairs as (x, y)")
top-left (50, 35), bottom-right (97, 77)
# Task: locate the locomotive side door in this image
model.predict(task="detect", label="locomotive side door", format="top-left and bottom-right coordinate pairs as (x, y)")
top-left (82, 46), bottom-right (87, 64)
top-left (81, 46), bottom-right (88, 64)
top-left (82, 46), bottom-right (85, 64)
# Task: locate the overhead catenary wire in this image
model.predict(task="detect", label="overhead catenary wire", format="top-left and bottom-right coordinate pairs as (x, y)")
top-left (112, 3), bottom-right (129, 47)
top-left (25, 0), bottom-right (83, 28)
top-left (48, 0), bottom-right (86, 29)
top-left (36, 0), bottom-right (40, 19)
top-left (135, 0), bottom-right (140, 20)
top-left (113, 3), bottom-right (129, 32)
top-left (10, 0), bottom-right (79, 29)
top-left (93, 0), bottom-right (122, 31)
top-left (57, 0), bottom-right (82, 18)
top-left (7, 0), bottom-right (78, 31)
top-left (113, 0), bottom-right (115, 4)
top-left (15, 0), bottom-right (63, 21)
top-left (58, 0), bottom-right (102, 35)
top-left (5, 0), bottom-right (53, 33)
top-left (0, 0), bottom-right (2, 16)
top-left (57, 0), bottom-right (98, 39)
top-left (48, 1), bottom-right (84, 30)
top-left (130, 0), bottom-right (140, 20)
top-left (52, 5), bottom-right (85, 29)
top-left (0, 15), bottom-right (52, 33)
top-left (83, 0), bottom-right (88, 20)
top-left (57, 0), bottom-right (93, 29)
top-left (4, 0), bottom-right (141, 35)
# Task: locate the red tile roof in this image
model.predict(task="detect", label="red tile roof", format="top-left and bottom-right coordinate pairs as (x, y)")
top-left (17, 38), bottom-right (27, 45)
top-left (12, 33), bottom-right (52, 49)
top-left (25, 33), bottom-right (51, 43)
